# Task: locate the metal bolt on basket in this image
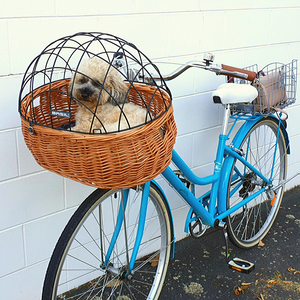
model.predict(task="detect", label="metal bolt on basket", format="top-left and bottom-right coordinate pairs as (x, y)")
top-left (19, 32), bottom-right (177, 189)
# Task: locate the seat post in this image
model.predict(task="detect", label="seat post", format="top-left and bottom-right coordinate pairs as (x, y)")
top-left (221, 104), bottom-right (231, 135)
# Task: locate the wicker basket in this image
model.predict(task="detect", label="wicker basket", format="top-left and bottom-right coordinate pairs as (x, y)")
top-left (19, 32), bottom-right (177, 189)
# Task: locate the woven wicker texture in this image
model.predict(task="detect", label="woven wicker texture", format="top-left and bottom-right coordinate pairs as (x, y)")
top-left (19, 33), bottom-right (177, 188)
top-left (20, 80), bottom-right (177, 188)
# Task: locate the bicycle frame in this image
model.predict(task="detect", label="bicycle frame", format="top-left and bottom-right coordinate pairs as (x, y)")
top-left (103, 108), bottom-right (289, 273)
top-left (161, 113), bottom-right (268, 229)
top-left (40, 47), bottom-right (298, 299)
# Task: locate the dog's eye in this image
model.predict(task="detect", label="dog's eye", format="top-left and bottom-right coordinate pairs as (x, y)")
top-left (92, 80), bottom-right (102, 87)
top-left (79, 77), bottom-right (87, 84)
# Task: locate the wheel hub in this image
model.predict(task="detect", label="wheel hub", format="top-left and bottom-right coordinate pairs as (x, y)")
top-left (106, 265), bottom-right (130, 281)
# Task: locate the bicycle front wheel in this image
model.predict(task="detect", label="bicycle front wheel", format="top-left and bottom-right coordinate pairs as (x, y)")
top-left (42, 183), bottom-right (172, 300)
top-left (226, 118), bottom-right (287, 249)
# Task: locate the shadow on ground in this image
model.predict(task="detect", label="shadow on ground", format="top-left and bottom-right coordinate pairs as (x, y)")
top-left (160, 186), bottom-right (300, 300)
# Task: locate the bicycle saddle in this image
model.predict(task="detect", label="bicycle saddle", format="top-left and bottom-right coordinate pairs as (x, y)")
top-left (212, 83), bottom-right (258, 105)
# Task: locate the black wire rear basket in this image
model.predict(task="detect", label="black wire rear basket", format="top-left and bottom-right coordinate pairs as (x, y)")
top-left (18, 32), bottom-right (177, 189)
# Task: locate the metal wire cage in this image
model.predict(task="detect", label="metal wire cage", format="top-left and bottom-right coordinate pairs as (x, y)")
top-left (229, 60), bottom-right (297, 115)
top-left (19, 32), bottom-right (173, 133)
top-left (18, 32), bottom-right (177, 188)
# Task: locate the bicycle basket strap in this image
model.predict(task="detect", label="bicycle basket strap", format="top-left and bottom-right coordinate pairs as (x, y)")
top-left (253, 71), bottom-right (287, 112)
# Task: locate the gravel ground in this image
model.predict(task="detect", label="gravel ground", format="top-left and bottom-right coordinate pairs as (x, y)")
top-left (160, 185), bottom-right (300, 300)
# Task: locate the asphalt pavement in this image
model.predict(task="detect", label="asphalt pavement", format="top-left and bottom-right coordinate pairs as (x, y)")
top-left (160, 185), bottom-right (300, 300)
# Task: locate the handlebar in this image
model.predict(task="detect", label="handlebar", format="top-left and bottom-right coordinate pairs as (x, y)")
top-left (220, 64), bottom-right (257, 81)
top-left (143, 53), bottom-right (257, 83)
top-left (114, 52), bottom-right (258, 84)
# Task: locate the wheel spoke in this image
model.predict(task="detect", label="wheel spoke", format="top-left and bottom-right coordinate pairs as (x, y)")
top-left (43, 185), bottom-right (171, 300)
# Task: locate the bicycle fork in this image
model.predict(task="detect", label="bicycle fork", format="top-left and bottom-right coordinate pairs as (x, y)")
top-left (102, 182), bottom-right (150, 275)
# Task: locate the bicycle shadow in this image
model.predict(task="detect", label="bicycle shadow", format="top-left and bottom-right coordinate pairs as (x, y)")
top-left (160, 186), bottom-right (300, 299)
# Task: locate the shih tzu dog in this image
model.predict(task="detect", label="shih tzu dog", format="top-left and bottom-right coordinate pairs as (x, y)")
top-left (69, 57), bottom-right (152, 133)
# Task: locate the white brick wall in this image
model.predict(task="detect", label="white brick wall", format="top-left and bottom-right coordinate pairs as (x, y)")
top-left (1, 1), bottom-right (300, 299)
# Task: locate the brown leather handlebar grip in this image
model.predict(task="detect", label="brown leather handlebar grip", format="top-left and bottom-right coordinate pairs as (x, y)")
top-left (221, 64), bottom-right (257, 81)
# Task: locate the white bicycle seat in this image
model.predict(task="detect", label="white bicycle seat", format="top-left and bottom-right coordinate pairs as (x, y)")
top-left (212, 83), bottom-right (258, 105)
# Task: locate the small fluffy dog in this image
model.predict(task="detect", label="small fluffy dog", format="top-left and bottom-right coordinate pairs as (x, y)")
top-left (69, 57), bottom-right (152, 133)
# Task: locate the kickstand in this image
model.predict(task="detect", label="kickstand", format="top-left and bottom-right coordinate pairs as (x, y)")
top-left (221, 222), bottom-right (255, 274)
top-left (222, 223), bottom-right (230, 262)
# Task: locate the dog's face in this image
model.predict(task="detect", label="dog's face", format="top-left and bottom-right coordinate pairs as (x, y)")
top-left (69, 57), bottom-right (127, 109)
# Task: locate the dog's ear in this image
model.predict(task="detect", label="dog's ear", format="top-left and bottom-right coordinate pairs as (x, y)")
top-left (108, 77), bottom-right (128, 105)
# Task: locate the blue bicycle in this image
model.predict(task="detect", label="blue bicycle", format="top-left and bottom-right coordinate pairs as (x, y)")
top-left (41, 54), bottom-right (297, 300)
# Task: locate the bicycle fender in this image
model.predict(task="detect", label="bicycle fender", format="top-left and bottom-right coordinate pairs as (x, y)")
top-left (231, 115), bottom-right (263, 149)
top-left (230, 115), bottom-right (290, 154)
top-left (218, 155), bottom-right (235, 214)
top-left (150, 179), bottom-right (176, 259)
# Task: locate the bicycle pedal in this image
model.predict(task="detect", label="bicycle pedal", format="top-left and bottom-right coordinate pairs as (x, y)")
top-left (228, 257), bottom-right (255, 274)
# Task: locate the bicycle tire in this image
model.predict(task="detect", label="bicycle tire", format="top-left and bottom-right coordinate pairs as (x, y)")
top-left (42, 183), bottom-right (172, 300)
top-left (226, 117), bottom-right (287, 249)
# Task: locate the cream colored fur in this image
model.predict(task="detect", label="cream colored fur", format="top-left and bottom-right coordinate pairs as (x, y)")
top-left (74, 102), bottom-right (151, 133)
top-left (69, 57), bottom-right (151, 133)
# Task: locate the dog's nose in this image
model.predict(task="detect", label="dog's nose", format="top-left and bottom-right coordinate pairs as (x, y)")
top-left (80, 87), bottom-right (94, 99)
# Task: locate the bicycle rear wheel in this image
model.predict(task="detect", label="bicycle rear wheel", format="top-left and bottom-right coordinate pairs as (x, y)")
top-left (226, 118), bottom-right (287, 249)
top-left (42, 183), bottom-right (172, 300)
